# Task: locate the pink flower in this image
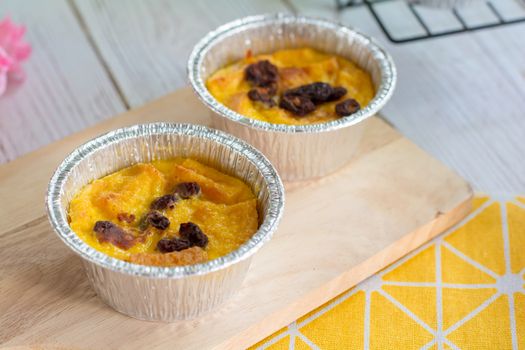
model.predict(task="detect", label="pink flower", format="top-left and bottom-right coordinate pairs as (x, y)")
top-left (0, 17), bottom-right (31, 96)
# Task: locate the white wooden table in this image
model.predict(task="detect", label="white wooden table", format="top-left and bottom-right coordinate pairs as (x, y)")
top-left (0, 0), bottom-right (524, 195)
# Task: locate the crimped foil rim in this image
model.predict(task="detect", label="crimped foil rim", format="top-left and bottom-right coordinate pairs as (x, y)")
top-left (46, 123), bottom-right (285, 279)
top-left (188, 13), bottom-right (397, 134)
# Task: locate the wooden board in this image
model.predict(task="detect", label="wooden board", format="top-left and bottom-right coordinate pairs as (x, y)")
top-left (0, 88), bottom-right (472, 349)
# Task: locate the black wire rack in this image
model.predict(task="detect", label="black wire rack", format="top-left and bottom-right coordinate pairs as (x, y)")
top-left (336, 0), bottom-right (525, 43)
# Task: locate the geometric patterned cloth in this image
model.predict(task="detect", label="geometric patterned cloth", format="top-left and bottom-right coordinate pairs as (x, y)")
top-left (250, 195), bottom-right (525, 350)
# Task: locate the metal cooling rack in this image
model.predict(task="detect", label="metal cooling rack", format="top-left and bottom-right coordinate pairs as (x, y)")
top-left (336, 0), bottom-right (525, 43)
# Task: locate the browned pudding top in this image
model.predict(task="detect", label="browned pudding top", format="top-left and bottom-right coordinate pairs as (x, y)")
top-left (68, 158), bottom-right (259, 267)
top-left (206, 48), bottom-right (374, 125)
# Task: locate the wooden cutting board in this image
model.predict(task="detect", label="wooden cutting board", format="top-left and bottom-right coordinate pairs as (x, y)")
top-left (0, 88), bottom-right (472, 350)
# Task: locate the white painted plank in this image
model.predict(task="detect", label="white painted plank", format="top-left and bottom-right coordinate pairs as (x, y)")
top-left (456, 1), bottom-right (500, 26)
top-left (0, 0), bottom-right (125, 164)
top-left (289, 0), bottom-right (525, 193)
top-left (413, 6), bottom-right (464, 33)
top-left (73, 0), bottom-right (291, 107)
top-left (372, 0), bottom-right (428, 40)
top-left (284, 0), bottom-right (339, 19)
top-left (489, 0), bottom-right (525, 21)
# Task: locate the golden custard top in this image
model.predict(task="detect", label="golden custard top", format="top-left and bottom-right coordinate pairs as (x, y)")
top-left (206, 48), bottom-right (375, 125)
top-left (68, 158), bottom-right (258, 267)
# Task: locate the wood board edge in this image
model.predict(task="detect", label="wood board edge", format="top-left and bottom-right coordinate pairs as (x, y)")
top-left (220, 192), bottom-right (473, 350)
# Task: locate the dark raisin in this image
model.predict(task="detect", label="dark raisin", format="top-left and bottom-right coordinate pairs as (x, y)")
top-left (328, 86), bottom-right (347, 101)
top-left (283, 83), bottom-right (347, 104)
top-left (146, 211), bottom-right (170, 230)
top-left (93, 221), bottom-right (136, 250)
top-left (248, 86), bottom-right (276, 106)
top-left (179, 222), bottom-right (208, 248)
top-left (174, 182), bottom-right (201, 199)
top-left (245, 60), bottom-right (278, 87)
top-left (335, 98), bottom-right (361, 117)
top-left (94, 221), bottom-right (114, 233)
top-left (117, 212), bottom-right (136, 224)
top-left (156, 237), bottom-right (192, 253)
top-left (286, 82), bottom-right (333, 104)
top-left (150, 194), bottom-right (178, 210)
top-left (263, 82), bottom-right (278, 95)
top-left (279, 93), bottom-right (316, 116)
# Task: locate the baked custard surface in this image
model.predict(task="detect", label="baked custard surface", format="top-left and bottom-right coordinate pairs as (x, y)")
top-left (206, 48), bottom-right (375, 125)
top-left (68, 158), bottom-right (258, 266)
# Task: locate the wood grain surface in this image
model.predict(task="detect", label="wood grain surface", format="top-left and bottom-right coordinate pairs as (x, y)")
top-left (73, 0), bottom-right (291, 107)
top-left (0, 88), bottom-right (472, 349)
top-left (0, 0), bottom-right (125, 164)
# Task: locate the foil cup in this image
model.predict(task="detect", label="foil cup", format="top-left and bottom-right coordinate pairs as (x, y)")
top-left (46, 123), bottom-right (284, 321)
top-left (188, 14), bottom-right (396, 181)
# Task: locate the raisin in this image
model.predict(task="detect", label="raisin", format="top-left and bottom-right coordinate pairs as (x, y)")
top-left (279, 93), bottom-right (316, 116)
top-left (335, 98), bottom-right (361, 117)
top-left (284, 83), bottom-right (347, 104)
top-left (117, 212), bottom-right (135, 224)
top-left (156, 237), bottom-right (192, 253)
top-left (262, 82), bottom-right (278, 95)
top-left (179, 222), bottom-right (209, 248)
top-left (146, 211), bottom-right (170, 230)
top-left (247, 86), bottom-right (276, 106)
top-left (329, 86), bottom-right (347, 101)
top-left (93, 221), bottom-right (136, 250)
top-left (174, 182), bottom-right (201, 199)
top-left (150, 194), bottom-right (178, 210)
top-left (245, 60), bottom-right (278, 87)
top-left (94, 221), bottom-right (114, 234)
top-left (287, 82), bottom-right (332, 104)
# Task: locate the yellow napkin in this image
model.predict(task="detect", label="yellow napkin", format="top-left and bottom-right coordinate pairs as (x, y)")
top-left (251, 195), bottom-right (525, 350)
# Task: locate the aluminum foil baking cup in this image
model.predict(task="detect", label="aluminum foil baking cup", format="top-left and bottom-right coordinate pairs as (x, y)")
top-left (188, 14), bottom-right (396, 181)
top-left (46, 123), bottom-right (284, 321)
